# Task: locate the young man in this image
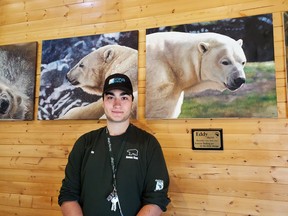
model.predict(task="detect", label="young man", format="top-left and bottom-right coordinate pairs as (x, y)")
top-left (58, 73), bottom-right (170, 216)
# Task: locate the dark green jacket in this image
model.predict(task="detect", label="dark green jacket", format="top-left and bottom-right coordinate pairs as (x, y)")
top-left (58, 124), bottom-right (170, 216)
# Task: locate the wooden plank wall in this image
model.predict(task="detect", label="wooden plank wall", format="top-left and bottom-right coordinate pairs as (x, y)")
top-left (0, 0), bottom-right (288, 215)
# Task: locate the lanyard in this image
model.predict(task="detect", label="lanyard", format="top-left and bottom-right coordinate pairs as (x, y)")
top-left (106, 127), bottom-right (128, 216)
top-left (106, 135), bottom-right (126, 189)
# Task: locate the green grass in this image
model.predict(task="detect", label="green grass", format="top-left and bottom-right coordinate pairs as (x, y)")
top-left (178, 62), bottom-right (278, 118)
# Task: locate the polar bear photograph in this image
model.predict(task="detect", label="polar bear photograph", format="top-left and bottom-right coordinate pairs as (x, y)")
top-left (0, 42), bottom-right (37, 120)
top-left (38, 31), bottom-right (138, 120)
top-left (146, 13), bottom-right (277, 119)
top-left (62, 44), bottom-right (138, 119)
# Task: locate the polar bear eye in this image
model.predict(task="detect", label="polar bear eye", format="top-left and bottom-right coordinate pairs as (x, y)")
top-left (79, 62), bottom-right (84, 68)
top-left (221, 60), bottom-right (230, 66)
top-left (242, 61), bottom-right (246, 66)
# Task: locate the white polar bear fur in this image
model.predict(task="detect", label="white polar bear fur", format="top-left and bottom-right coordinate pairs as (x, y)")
top-left (0, 79), bottom-right (30, 120)
top-left (145, 31), bottom-right (246, 118)
top-left (61, 32), bottom-right (246, 120)
top-left (61, 44), bottom-right (138, 119)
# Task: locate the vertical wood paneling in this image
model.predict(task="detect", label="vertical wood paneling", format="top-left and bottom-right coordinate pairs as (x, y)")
top-left (0, 0), bottom-right (287, 215)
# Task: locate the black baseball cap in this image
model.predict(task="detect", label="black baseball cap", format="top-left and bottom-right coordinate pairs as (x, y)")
top-left (102, 73), bottom-right (133, 96)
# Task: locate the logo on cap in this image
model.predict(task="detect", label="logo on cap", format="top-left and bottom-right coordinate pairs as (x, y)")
top-left (103, 73), bottom-right (133, 98)
top-left (108, 77), bottom-right (126, 85)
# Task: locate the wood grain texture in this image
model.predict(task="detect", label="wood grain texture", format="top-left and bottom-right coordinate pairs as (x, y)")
top-left (0, 0), bottom-right (287, 215)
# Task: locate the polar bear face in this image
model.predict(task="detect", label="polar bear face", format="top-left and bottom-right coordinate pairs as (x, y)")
top-left (66, 44), bottom-right (138, 96)
top-left (198, 37), bottom-right (246, 91)
top-left (0, 82), bottom-right (24, 119)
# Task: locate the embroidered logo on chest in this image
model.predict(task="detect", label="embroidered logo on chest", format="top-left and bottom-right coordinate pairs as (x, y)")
top-left (125, 149), bottom-right (138, 160)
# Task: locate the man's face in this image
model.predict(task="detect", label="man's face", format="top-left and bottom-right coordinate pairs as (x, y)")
top-left (103, 89), bottom-right (133, 123)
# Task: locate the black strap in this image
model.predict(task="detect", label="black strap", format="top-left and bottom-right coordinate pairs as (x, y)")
top-left (106, 127), bottom-right (127, 191)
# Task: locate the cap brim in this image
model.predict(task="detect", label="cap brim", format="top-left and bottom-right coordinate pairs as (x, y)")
top-left (103, 86), bottom-right (133, 95)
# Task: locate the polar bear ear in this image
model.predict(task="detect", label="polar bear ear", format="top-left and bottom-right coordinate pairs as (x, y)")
top-left (198, 42), bottom-right (210, 54)
top-left (103, 48), bottom-right (115, 63)
top-left (16, 95), bottom-right (22, 105)
top-left (237, 39), bottom-right (243, 47)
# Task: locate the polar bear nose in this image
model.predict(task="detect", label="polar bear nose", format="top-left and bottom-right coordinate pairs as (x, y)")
top-left (0, 99), bottom-right (9, 114)
top-left (234, 77), bottom-right (245, 87)
top-left (226, 77), bottom-right (245, 91)
top-left (66, 74), bottom-right (80, 86)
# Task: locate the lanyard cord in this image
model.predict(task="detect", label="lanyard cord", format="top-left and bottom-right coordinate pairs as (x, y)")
top-left (106, 128), bottom-right (127, 216)
top-left (107, 136), bottom-right (124, 189)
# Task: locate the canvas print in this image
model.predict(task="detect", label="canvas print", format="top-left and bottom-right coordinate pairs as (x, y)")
top-left (38, 31), bottom-right (138, 120)
top-left (0, 42), bottom-right (37, 120)
top-left (146, 13), bottom-right (277, 119)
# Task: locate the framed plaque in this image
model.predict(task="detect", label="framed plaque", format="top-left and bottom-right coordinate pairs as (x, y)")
top-left (192, 128), bottom-right (223, 150)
